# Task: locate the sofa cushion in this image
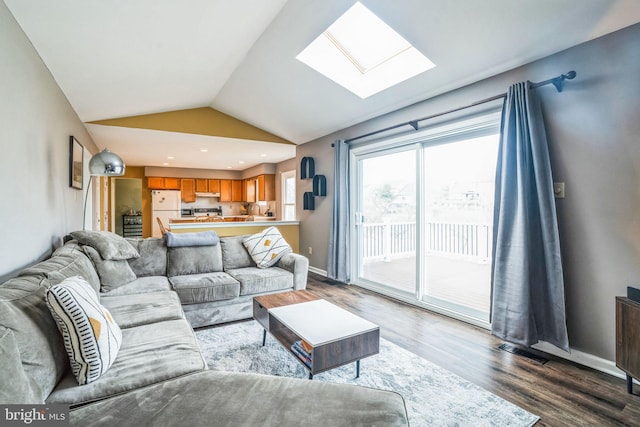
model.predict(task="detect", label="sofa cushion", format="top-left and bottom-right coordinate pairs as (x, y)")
top-left (166, 244), bottom-right (223, 277)
top-left (0, 275), bottom-right (68, 402)
top-left (125, 237), bottom-right (167, 277)
top-left (243, 226), bottom-right (292, 268)
top-left (0, 326), bottom-right (42, 404)
top-left (220, 235), bottom-right (256, 270)
top-left (99, 276), bottom-right (171, 297)
top-left (46, 276), bottom-right (122, 385)
top-left (68, 371), bottom-right (409, 427)
top-left (47, 319), bottom-right (206, 406)
top-left (84, 246), bottom-right (137, 293)
top-left (19, 251), bottom-right (101, 294)
top-left (181, 295), bottom-right (257, 328)
top-left (165, 231), bottom-right (219, 247)
top-left (52, 240), bottom-right (85, 258)
top-left (70, 230), bottom-right (139, 260)
top-left (169, 273), bottom-right (240, 304)
top-left (101, 291), bottom-right (184, 328)
top-left (226, 267), bottom-right (293, 296)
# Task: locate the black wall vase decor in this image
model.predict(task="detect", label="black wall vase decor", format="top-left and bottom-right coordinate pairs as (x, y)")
top-left (303, 192), bottom-right (315, 210)
top-left (300, 156), bottom-right (315, 179)
top-left (312, 174), bottom-right (327, 197)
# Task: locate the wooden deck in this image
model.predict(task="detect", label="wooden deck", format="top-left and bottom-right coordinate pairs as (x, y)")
top-left (360, 254), bottom-right (491, 313)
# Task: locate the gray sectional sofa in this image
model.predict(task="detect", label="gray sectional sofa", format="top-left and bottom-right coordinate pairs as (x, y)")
top-left (108, 233), bottom-right (310, 328)
top-left (0, 231), bottom-right (408, 426)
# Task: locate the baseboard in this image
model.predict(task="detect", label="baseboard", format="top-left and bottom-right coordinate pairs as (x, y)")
top-left (532, 342), bottom-right (638, 384)
top-left (308, 266), bottom-right (327, 277)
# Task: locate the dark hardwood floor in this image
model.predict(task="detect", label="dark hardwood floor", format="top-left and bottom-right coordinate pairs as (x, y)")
top-left (305, 273), bottom-right (640, 427)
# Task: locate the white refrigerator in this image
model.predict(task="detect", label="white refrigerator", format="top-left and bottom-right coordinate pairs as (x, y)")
top-left (151, 190), bottom-right (181, 237)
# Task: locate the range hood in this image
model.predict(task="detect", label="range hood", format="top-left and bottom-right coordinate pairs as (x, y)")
top-left (195, 192), bottom-right (220, 198)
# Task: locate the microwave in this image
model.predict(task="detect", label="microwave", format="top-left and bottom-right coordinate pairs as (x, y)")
top-left (181, 208), bottom-right (194, 217)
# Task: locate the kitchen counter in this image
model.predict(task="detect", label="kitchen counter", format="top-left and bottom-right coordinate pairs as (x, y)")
top-left (167, 220), bottom-right (300, 252)
top-left (169, 215), bottom-right (276, 223)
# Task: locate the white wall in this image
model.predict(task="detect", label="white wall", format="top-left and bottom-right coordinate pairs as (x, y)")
top-left (297, 23), bottom-right (640, 362)
top-left (0, 1), bottom-right (98, 281)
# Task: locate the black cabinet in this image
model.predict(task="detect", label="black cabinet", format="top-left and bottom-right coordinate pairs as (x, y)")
top-left (123, 215), bottom-right (142, 237)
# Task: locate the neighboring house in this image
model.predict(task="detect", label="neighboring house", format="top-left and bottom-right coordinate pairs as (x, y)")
top-left (1, 0), bottom-right (639, 386)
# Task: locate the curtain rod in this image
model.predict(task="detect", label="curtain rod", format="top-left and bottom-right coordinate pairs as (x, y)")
top-left (340, 71), bottom-right (577, 144)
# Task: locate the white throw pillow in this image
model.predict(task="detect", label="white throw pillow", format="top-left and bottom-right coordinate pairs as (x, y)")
top-left (45, 276), bottom-right (122, 385)
top-left (243, 226), bottom-right (293, 268)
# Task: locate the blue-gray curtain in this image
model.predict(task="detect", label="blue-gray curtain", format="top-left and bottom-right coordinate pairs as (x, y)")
top-left (491, 82), bottom-right (569, 352)
top-left (327, 140), bottom-right (350, 282)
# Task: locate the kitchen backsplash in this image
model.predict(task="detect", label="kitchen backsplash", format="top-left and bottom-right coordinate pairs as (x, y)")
top-left (182, 199), bottom-right (277, 217)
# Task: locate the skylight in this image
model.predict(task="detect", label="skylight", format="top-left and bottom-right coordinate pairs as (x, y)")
top-left (296, 2), bottom-right (435, 98)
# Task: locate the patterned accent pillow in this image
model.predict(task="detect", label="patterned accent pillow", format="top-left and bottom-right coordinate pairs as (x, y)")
top-left (45, 276), bottom-right (122, 385)
top-left (243, 226), bottom-right (292, 268)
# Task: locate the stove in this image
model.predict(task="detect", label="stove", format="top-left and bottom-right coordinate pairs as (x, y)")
top-left (194, 207), bottom-right (222, 217)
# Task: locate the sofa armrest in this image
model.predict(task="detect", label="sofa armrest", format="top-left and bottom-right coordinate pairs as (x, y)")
top-left (277, 253), bottom-right (309, 290)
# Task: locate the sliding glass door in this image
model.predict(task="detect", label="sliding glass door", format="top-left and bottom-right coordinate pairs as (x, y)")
top-left (352, 114), bottom-right (499, 325)
top-left (355, 148), bottom-right (417, 296)
top-left (422, 135), bottom-right (498, 321)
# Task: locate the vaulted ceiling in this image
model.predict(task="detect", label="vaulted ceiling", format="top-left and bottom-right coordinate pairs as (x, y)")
top-left (5, 0), bottom-right (640, 169)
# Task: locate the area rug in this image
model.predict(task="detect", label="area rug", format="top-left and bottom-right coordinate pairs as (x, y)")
top-left (196, 320), bottom-right (539, 427)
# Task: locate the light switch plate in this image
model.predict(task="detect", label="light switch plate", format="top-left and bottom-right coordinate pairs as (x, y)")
top-left (553, 182), bottom-right (565, 199)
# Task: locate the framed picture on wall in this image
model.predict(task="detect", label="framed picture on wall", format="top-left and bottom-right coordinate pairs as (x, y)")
top-left (69, 136), bottom-right (83, 190)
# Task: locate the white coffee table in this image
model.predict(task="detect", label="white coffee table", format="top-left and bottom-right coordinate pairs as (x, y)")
top-left (253, 290), bottom-right (380, 379)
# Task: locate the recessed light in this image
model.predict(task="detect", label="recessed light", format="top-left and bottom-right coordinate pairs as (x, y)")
top-left (227, 166), bottom-right (233, 169)
top-left (167, 156), bottom-right (174, 159)
top-left (239, 161), bottom-right (245, 164)
top-left (163, 162), bottom-right (169, 166)
top-left (260, 154), bottom-right (267, 158)
top-left (296, 2), bottom-right (435, 98)
top-left (200, 149), bottom-right (208, 153)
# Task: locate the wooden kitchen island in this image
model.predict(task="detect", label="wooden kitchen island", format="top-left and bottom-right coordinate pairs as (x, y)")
top-left (167, 220), bottom-right (300, 253)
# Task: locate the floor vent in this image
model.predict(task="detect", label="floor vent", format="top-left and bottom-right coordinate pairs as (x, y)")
top-left (498, 343), bottom-right (549, 365)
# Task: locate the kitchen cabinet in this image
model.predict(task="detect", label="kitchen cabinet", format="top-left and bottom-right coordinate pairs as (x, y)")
top-left (148, 177), bottom-right (181, 190)
top-left (195, 179), bottom-right (220, 194)
top-left (164, 178), bottom-right (181, 190)
top-left (231, 180), bottom-right (243, 202)
top-left (195, 179), bottom-right (208, 192)
top-left (181, 179), bottom-right (196, 203)
top-left (259, 174), bottom-right (275, 201)
top-left (208, 179), bottom-right (221, 193)
top-left (245, 174), bottom-right (276, 202)
top-left (220, 179), bottom-right (232, 202)
top-left (147, 177), bottom-right (165, 189)
top-left (245, 179), bottom-right (256, 203)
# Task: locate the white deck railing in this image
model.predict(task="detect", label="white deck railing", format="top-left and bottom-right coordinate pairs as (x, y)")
top-left (362, 221), bottom-right (491, 262)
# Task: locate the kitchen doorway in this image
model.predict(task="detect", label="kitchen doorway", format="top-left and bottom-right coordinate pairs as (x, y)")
top-left (112, 178), bottom-right (142, 237)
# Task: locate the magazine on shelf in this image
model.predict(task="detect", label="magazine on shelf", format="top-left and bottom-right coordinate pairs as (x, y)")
top-left (291, 346), bottom-right (312, 368)
top-left (291, 340), bottom-right (312, 368)
top-left (292, 340), bottom-right (312, 359)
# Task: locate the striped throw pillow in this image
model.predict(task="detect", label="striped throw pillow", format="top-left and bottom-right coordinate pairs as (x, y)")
top-left (243, 226), bottom-right (293, 268)
top-left (45, 276), bottom-right (122, 385)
